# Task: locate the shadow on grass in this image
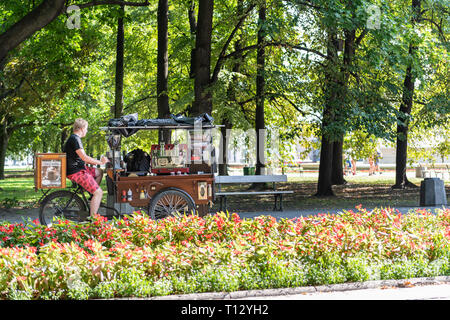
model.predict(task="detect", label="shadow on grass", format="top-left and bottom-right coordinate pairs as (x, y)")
top-left (211, 180), bottom-right (450, 213)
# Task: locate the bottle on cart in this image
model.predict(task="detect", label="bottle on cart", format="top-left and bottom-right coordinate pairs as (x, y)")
top-left (121, 190), bottom-right (127, 202)
top-left (139, 188), bottom-right (146, 199)
top-left (127, 188), bottom-right (133, 201)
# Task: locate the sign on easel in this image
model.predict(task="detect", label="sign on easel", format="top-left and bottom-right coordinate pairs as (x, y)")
top-left (34, 153), bottom-right (66, 190)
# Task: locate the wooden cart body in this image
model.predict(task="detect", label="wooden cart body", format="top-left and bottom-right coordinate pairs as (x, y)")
top-left (107, 171), bottom-right (214, 216)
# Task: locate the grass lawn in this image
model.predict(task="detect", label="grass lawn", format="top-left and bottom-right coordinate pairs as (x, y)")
top-left (0, 177), bottom-right (40, 207)
top-left (0, 176), bottom-right (107, 209)
top-left (210, 174), bottom-right (450, 212)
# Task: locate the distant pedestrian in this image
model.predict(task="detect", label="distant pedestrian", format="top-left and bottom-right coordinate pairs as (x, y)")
top-left (351, 159), bottom-right (357, 175)
top-left (374, 149), bottom-right (383, 174)
top-left (345, 148), bottom-right (357, 175)
top-left (368, 155), bottom-right (374, 176)
top-left (344, 157), bottom-right (352, 176)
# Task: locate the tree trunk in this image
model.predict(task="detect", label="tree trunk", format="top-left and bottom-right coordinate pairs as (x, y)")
top-left (114, 5), bottom-right (125, 119)
top-left (157, 0), bottom-right (171, 143)
top-left (316, 89), bottom-right (336, 196)
top-left (61, 126), bottom-right (69, 152)
top-left (0, 120), bottom-right (11, 180)
top-left (331, 139), bottom-right (346, 185)
top-left (219, 0), bottom-right (243, 176)
top-left (316, 137), bottom-right (334, 196)
top-left (255, 1), bottom-right (266, 177)
top-left (218, 119), bottom-right (232, 175)
top-left (316, 29), bottom-right (339, 196)
top-left (331, 28), bottom-right (355, 186)
top-left (192, 0), bottom-right (214, 116)
top-left (188, 1), bottom-right (197, 79)
top-left (392, 0), bottom-right (421, 189)
top-left (393, 58), bottom-right (417, 189)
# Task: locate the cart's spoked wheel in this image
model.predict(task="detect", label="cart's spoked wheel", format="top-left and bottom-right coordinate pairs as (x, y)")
top-left (149, 189), bottom-right (195, 220)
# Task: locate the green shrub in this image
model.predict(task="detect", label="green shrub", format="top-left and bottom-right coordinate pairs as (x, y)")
top-left (0, 207), bottom-right (449, 299)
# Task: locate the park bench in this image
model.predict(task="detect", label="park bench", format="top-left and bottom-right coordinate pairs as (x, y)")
top-left (214, 175), bottom-right (294, 212)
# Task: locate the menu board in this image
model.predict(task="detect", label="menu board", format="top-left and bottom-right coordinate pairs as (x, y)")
top-left (41, 159), bottom-right (62, 187)
top-left (34, 153), bottom-right (66, 190)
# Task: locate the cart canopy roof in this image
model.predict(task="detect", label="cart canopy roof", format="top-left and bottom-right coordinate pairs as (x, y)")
top-left (102, 113), bottom-right (214, 137)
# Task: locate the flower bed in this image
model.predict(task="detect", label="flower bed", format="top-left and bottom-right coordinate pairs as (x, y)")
top-left (1, 206), bottom-right (449, 299)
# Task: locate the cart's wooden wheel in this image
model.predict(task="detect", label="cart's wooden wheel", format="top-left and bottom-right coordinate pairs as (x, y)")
top-left (148, 188), bottom-right (195, 220)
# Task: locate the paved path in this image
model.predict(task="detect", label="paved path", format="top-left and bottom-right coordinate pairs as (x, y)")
top-left (0, 208), bottom-right (40, 224)
top-left (149, 276), bottom-right (450, 301)
top-left (240, 283), bottom-right (450, 300)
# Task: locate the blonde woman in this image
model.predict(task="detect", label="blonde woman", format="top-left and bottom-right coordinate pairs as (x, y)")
top-left (63, 118), bottom-right (109, 217)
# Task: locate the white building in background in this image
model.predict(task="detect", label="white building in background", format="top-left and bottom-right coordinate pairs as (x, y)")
top-left (5, 155), bottom-right (33, 167)
top-left (220, 136), bottom-right (449, 167)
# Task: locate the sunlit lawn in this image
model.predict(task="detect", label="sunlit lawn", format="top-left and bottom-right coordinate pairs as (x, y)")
top-left (0, 176), bottom-right (107, 208)
top-left (215, 169), bottom-right (449, 212)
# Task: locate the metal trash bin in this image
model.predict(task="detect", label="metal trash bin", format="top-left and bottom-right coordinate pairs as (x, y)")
top-left (420, 178), bottom-right (447, 206)
top-left (243, 167), bottom-right (255, 175)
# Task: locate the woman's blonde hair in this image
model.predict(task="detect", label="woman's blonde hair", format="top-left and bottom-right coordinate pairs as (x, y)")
top-left (73, 118), bottom-right (88, 132)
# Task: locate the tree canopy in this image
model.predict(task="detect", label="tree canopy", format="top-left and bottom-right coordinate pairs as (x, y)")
top-left (0, 0), bottom-right (448, 195)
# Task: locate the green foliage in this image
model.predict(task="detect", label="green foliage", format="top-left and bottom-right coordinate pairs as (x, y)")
top-left (344, 130), bottom-right (379, 160)
top-left (1, 0), bottom-right (448, 171)
top-left (408, 126), bottom-right (450, 164)
top-left (0, 197), bottom-right (19, 208)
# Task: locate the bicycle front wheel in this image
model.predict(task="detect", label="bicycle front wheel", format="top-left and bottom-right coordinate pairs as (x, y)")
top-left (39, 190), bottom-right (87, 226)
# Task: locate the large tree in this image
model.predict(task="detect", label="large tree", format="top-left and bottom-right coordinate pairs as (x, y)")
top-left (157, 0), bottom-right (171, 143)
top-left (392, 0), bottom-right (449, 188)
top-left (255, 0), bottom-right (267, 177)
top-left (114, 5), bottom-right (125, 119)
top-left (0, 0), bottom-right (150, 66)
top-left (191, 0), bottom-right (214, 116)
top-left (302, 1), bottom-right (369, 196)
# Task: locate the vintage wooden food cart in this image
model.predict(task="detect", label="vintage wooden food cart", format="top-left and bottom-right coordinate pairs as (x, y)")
top-left (35, 114), bottom-right (218, 224)
top-left (103, 113), bottom-right (217, 219)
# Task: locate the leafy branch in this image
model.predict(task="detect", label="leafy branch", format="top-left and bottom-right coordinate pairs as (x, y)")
top-left (74, 0), bottom-right (150, 9)
top-left (211, 3), bottom-right (256, 84)
top-left (222, 41), bottom-right (328, 63)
